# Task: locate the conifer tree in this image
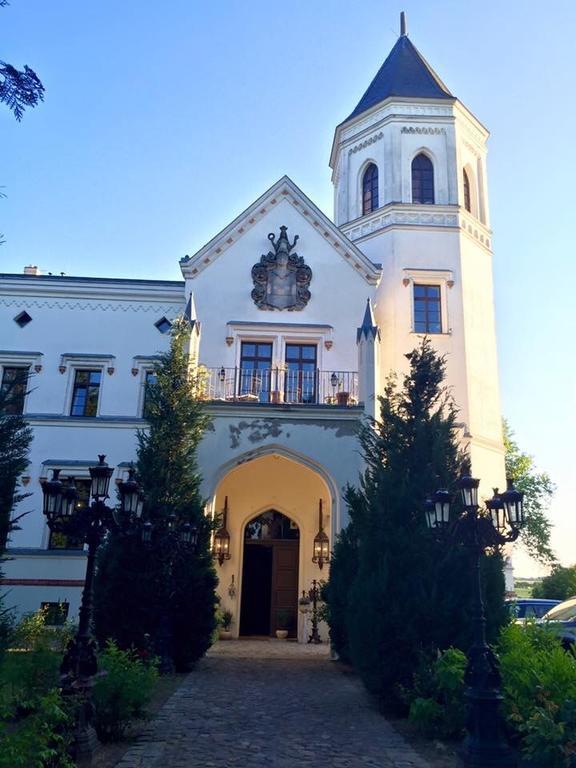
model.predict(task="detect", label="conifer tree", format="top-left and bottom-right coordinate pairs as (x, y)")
top-left (94, 319), bottom-right (217, 670)
top-left (326, 339), bottom-right (506, 712)
top-left (0, 372), bottom-right (33, 655)
top-left (0, 373), bottom-right (33, 552)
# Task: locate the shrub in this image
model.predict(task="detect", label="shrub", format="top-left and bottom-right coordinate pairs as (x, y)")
top-left (93, 640), bottom-right (159, 742)
top-left (407, 648), bottom-right (467, 739)
top-left (498, 622), bottom-right (576, 767)
top-left (2, 608), bottom-right (72, 715)
top-left (0, 688), bottom-right (74, 768)
top-left (322, 522), bottom-right (358, 664)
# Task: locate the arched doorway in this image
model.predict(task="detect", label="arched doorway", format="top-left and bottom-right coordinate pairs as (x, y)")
top-left (240, 510), bottom-right (299, 638)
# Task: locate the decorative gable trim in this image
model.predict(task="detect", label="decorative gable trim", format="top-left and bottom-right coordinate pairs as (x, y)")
top-left (179, 176), bottom-right (381, 286)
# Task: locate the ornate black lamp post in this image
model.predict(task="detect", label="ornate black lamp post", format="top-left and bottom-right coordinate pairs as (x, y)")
top-left (425, 475), bottom-right (525, 767)
top-left (302, 579), bottom-right (322, 644)
top-left (41, 457), bottom-right (144, 763)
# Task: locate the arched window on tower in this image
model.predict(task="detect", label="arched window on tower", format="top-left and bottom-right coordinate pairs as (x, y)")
top-left (362, 163), bottom-right (379, 215)
top-left (463, 169), bottom-right (471, 212)
top-left (411, 154), bottom-right (434, 204)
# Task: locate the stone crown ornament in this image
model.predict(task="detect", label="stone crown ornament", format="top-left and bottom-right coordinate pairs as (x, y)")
top-left (251, 226), bottom-right (312, 311)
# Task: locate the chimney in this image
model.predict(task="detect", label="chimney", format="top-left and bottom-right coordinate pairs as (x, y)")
top-left (23, 265), bottom-right (40, 276)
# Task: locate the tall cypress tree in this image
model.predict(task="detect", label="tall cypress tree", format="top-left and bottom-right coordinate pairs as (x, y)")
top-left (0, 372), bottom-right (33, 553)
top-left (326, 339), bottom-right (506, 712)
top-left (94, 319), bottom-right (217, 670)
top-left (0, 372), bottom-right (33, 655)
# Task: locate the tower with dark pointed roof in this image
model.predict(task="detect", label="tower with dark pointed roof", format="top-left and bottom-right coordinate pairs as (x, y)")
top-left (332, 13), bottom-right (505, 492)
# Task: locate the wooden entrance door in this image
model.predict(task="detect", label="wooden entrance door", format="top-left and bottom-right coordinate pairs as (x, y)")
top-left (270, 542), bottom-right (299, 638)
top-left (240, 510), bottom-right (300, 638)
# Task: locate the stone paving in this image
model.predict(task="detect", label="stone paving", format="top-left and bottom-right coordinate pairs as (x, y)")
top-left (114, 640), bottom-right (435, 768)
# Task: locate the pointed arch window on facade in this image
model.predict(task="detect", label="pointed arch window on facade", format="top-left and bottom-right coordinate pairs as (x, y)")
top-left (411, 154), bottom-right (435, 204)
top-left (463, 169), bottom-right (471, 212)
top-left (362, 163), bottom-right (379, 215)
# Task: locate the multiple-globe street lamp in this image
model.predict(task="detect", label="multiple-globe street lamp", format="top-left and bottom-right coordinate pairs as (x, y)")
top-left (425, 475), bottom-right (525, 768)
top-left (41, 456), bottom-right (197, 762)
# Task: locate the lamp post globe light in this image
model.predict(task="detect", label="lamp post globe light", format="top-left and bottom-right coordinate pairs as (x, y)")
top-left (424, 475), bottom-right (525, 768)
top-left (41, 456), bottom-right (145, 763)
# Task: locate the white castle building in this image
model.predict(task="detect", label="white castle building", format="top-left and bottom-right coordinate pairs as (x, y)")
top-left (0, 18), bottom-right (506, 639)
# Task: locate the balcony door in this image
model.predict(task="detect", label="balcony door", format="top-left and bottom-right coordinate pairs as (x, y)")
top-left (239, 342), bottom-right (272, 402)
top-left (285, 344), bottom-right (317, 404)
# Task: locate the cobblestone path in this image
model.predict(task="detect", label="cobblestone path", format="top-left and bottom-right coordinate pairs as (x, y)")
top-left (115, 641), bottom-right (434, 768)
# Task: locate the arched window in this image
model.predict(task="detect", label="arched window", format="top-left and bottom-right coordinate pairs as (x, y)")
top-left (463, 169), bottom-right (471, 212)
top-left (362, 163), bottom-right (379, 215)
top-left (411, 154), bottom-right (435, 204)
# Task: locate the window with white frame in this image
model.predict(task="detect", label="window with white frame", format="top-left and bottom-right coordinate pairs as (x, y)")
top-left (413, 284), bottom-right (442, 334)
top-left (142, 369), bottom-right (157, 417)
top-left (47, 476), bottom-right (90, 550)
top-left (0, 365), bottom-right (29, 415)
top-left (0, 351), bottom-right (42, 414)
top-left (70, 370), bottom-right (101, 417)
top-left (404, 270), bottom-right (453, 335)
top-left (59, 354), bottom-right (114, 418)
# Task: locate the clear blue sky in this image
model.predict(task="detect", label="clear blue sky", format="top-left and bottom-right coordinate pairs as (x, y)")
top-left (2, 0), bottom-right (574, 575)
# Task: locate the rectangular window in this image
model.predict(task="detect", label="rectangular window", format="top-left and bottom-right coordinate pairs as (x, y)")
top-left (0, 366), bottom-right (29, 415)
top-left (239, 342), bottom-right (273, 402)
top-left (48, 477), bottom-right (90, 550)
top-left (285, 344), bottom-right (317, 404)
top-left (70, 369), bottom-right (101, 416)
top-left (413, 284), bottom-right (442, 334)
top-left (142, 370), bottom-right (157, 417)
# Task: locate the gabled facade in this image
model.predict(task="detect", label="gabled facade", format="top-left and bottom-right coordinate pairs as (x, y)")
top-left (0, 18), bottom-right (505, 640)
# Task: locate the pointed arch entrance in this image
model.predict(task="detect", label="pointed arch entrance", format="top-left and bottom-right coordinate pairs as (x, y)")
top-left (240, 510), bottom-right (299, 637)
top-left (211, 450), bottom-right (335, 641)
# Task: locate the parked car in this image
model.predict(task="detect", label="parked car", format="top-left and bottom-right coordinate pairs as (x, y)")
top-left (506, 598), bottom-right (561, 621)
top-left (540, 596), bottom-right (576, 651)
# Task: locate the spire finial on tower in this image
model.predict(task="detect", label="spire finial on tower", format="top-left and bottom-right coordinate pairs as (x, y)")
top-left (400, 11), bottom-right (407, 36)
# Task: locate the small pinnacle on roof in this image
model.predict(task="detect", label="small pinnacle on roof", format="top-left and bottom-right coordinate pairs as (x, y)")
top-left (400, 11), bottom-right (407, 36)
top-left (183, 292), bottom-right (198, 325)
top-left (357, 298), bottom-right (379, 342)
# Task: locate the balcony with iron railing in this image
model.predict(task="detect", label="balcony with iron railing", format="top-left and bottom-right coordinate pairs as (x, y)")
top-left (201, 367), bottom-right (359, 407)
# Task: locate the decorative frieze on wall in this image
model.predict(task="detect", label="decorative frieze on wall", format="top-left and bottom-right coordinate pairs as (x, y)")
top-left (348, 131), bottom-right (383, 155)
top-left (459, 212), bottom-right (491, 249)
top-left (344, 209), bottom-right (459, 242)
top-left (400, 126), bottom-right (446, 135)
top-left (0, 298), bottom-right (181, 314)
top-left (341, 205), bottom-right (491, 251)
top-left (339, 102), bottom-right (454, 143)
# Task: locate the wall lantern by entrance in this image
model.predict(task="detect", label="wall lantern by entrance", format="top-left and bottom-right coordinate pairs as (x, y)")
top-left (312, 499), bottom-right (330, 569)
top-left (213, 495), bottom-right (231, 566)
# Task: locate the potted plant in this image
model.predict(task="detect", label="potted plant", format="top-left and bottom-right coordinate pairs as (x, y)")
top-left (275, 608), bottom-right (292, 640)
top-left (219, 609), bottom-right (233, 640)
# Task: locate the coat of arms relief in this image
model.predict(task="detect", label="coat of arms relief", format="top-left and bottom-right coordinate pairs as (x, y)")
top-left (251, 226), bottom-right (312, 310)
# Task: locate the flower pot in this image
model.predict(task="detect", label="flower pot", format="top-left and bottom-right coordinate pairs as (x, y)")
top-left (336, 391), bottom-right (349, 406)
top-left (219, 629), bottom-right (232, 640)
top-left (270, 390), bottom-right (284, 404)
top-left (275, 629), bottom-right (288, 640)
